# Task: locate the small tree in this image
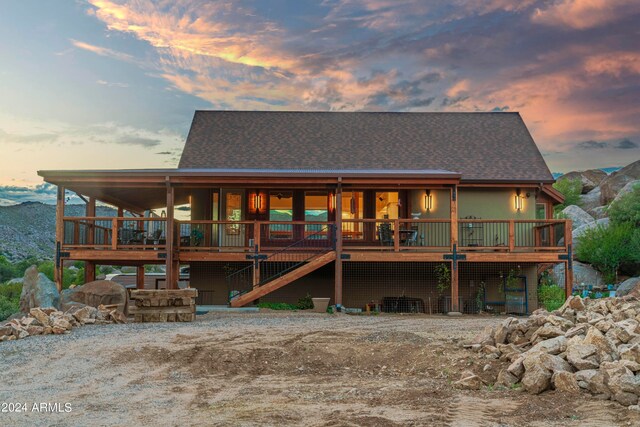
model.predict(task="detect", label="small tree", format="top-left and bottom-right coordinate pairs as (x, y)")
top-left (575, 222), bottom-right (640, 283)
top-left (435, 263), bottom-right (451, 294)
top-left (553, 178), bottom-right (582, 215)
top-left (608, 183), bottom-right (640, 226)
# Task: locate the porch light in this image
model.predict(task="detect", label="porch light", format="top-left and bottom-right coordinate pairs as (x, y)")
top-left (515, 188), bottom-right (524, 212)
top-left (253, 193), bottom-right (262, 213)
top-left (329, 192), bottom-right (336, 212)
top-left (424, 190), bottom-right (433, 212)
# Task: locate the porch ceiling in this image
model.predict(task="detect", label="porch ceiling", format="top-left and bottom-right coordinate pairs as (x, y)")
top-left (38, 168), bottom-right (463, 211)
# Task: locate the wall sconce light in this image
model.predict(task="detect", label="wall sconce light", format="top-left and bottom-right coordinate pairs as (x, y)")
top-left (424, 190), bottom-right (433, 212)
top-left (350, 196), bottom-right (356, 214)
top-left (514, 188), bottom-right (524, 212)
top-left (329, 192), bottom-right (336, 212)
top-left (253, 192), bottom-right (262, 213)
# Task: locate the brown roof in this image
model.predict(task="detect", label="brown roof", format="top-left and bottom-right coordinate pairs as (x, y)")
top-left (178, 111), bottom-right (554, 183)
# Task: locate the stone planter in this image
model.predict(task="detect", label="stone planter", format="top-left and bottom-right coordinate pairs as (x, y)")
top-left (311, 298), bottom-right (330, 313)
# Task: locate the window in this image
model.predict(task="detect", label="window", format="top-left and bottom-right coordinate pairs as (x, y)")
top-left (269, 191), bottom-right (293, 239)
top-left (342, 191), bottom-right (363, 239)
top-left (305, 191), bottom-right (328, 239)
top-left (375, 192), bottom-right (399, 219)
top-left (535, 203), bottom-right (547, 220)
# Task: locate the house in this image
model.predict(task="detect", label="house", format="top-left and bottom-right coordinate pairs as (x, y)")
top-left (39, 111), bottom-right (572, 314)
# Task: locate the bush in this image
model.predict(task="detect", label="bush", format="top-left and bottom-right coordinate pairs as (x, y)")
top-left (553, 178), bottom-right (582, 215)
top-left (0, 282), bottom-right (22, 321)
top-left (575, 222), bottom-right (640, 284)
top-left (256, 302), bottom-right (298, 310)
top-left (297, 293), bottom-right (314, 310)
top-left (538, 283), bottom-right (565, 312)
top-left (608, 184), bottom-right (640, 226)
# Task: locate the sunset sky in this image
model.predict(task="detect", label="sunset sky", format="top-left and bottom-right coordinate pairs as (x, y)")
top-left (0, 0), bottom-right (639, 204)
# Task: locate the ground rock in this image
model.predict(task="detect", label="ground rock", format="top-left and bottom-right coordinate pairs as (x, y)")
top-left (584, 327), bottom-right (618, 362)
top-left (19, 266), bottom-right (60, 313)
top-left (531, 326), bottom-right (564, 342)
top-left (552, 371), bottom-right (580, 392)
top-left (522, 364), bottom-right (552, 395)
top-left (566, 342), bottom-right (600, 370)
top-left (494, 318), bottom-right (515, 345)
top-left (29, 308), bottom-right (52, 327)
top-left (507, 357), bottom-right (525, 379)
top-left (617, 278), bottom-right (640, 298)
top-left (60, 280), bottom-right (128, 314)
top-left (529, 335), bottom-right (567, 355)
top-left (71, 306), bottom-right (99, 324)
top-left (497, 369), bottom-right (519, 388)
top-left (454, 370), bottom-right (483, 390)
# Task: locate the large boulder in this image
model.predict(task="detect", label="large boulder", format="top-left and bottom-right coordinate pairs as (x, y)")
top-left (558, 170), bottom-right (608, 194)
top-left (579, 187), bottom-right (603, 217)
top-left (552, 261), bottom-right (604, 290)
top-left (600, 160), bottom-right (640, 204)
top-left (561, 205), bottom-right (595, 230)
top-left (611, 180), bottom-right (640, 205)
top-left (617, 278), bottom-right (640, 298)
top-left (19, 266), bottom-right (59, 313)
top-left (60, 280), bottom-right (128, 314)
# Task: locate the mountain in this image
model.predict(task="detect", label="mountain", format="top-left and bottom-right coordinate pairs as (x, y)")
top-left (0, 202), bottom-right (115, 262)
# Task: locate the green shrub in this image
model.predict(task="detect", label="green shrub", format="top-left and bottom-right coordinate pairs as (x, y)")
top-left (538, 283), bottom-right (565, 312)
top-left (0, 282), bottom-right (22, 321)
top-left (575, 222), bottom-right (640, 284)
top-left (296, 293), bottom-right (314, 310)
top-left (553, 178), bottom-right (582, 215)
top-left (256, 302), bottom-right (298, 310)
top-left (608, 184), bottom-right (640, 226)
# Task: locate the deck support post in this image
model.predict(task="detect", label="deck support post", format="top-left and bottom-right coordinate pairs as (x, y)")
top-left (84, 197), bottom-right (96, 284)
top-left (450, 186), bottom-right (460, 313)
top-left (334, 184), bottom-right (343, 306)
top-left (136, 265), bottom-right (145, 289)
top-left (55, 186), bottom-right (65, 292)
top-left (564, 219), bottom-right (573, 299)
top-left (165, 182), bottom-right (177, 289)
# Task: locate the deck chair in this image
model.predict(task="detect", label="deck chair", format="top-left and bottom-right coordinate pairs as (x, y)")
top-left (377, 223), bottom-right (394, 246)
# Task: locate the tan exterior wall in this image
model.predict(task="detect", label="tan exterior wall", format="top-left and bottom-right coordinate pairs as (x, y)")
top-left (458, 188), bottom-right (535, 220)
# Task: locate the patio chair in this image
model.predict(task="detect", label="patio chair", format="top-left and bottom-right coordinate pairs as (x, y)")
top-left (377, 223), bottom-right (394, 246)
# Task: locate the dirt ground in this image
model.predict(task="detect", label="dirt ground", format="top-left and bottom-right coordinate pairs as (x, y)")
top-left (1, 312), bottom-right (639, 427)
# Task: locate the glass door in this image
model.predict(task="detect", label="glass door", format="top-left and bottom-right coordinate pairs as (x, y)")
top-left (221, 189), bottom-right (245, 247)
top-left (269, 191), bottom-right (293, 240)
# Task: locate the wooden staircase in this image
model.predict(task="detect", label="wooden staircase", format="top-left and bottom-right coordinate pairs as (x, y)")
top-left (229, 251), bottom-right (336, 307)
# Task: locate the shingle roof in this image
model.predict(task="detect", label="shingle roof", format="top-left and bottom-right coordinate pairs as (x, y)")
top-left (178, 111), bottom-right (554, 182)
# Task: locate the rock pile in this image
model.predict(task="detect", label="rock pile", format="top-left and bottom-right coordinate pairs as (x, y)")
top-left (0, 305), bottom-right (126, 342)
top-left (466, 295), bottom-right (640, 407)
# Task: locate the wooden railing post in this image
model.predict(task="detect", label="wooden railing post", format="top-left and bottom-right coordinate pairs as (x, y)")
top-left (111, 218), bottom-right (118, 250)
top-left (450, 186), bottom-right (459, 312)
top-left (335, 185), bottom-right (343, 306)
top-left (565, 219), bottom-right (573, 299)
top-left (253, 222), bottom-right (261, 288)
top-left (393, 218), bottom-right (400, 252)
top-left (508, 220), bottom-right (515, 252)
top-left (54, 186), bottom-right (65, 292)
top-left (165, 183), bottom-right (176, 289)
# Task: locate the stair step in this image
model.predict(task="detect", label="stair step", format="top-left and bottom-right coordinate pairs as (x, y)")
top-left (230, 251), bottom-right (336, 307)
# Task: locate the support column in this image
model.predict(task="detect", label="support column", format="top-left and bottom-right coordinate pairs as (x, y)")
top-left (136, 265), bottom-right (145, 289)
top-left (165, 183), bottom-right (176, 289)
top-left (55, 186), bottom-right (65, 292)
top-left (565, 219), bottom-right (573, 299)
top-left (85, 196), bottom-right (96, 284)
top-left (450, 186), bottom-right (459, 313)
top-left (334, 185), bottom-right (343, 306)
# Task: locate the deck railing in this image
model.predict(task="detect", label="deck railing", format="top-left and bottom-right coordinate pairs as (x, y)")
top-left (62, 217), bottom-right (167, 250)
top-left (341, 219), bottom-right (452, 251)
top-left (61, 218), bottom-right (569, 254)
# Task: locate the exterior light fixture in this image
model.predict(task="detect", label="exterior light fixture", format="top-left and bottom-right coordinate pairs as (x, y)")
top-left (424, 190), bottom-right (433, 212)
top-left (253, 192), bottom-right (262, 213)
top-left (329, 192), bottom-right (336, 212)
top-left (515, 188), bottom-right (524, 212)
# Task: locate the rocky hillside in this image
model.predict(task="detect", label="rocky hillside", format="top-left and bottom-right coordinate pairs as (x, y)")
top-left (0, 202), bottom-right (115, 262)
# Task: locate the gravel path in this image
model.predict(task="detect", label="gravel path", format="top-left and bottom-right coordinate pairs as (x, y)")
top-left (1, 312), bottom-right (637, 426)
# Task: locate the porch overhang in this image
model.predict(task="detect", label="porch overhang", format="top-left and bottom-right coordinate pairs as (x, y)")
top-left (38, 168), bottom-right (462, 211)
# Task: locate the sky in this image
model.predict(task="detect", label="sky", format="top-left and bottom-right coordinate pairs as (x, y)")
top-left (0, 0), bottom-right (639, 205)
